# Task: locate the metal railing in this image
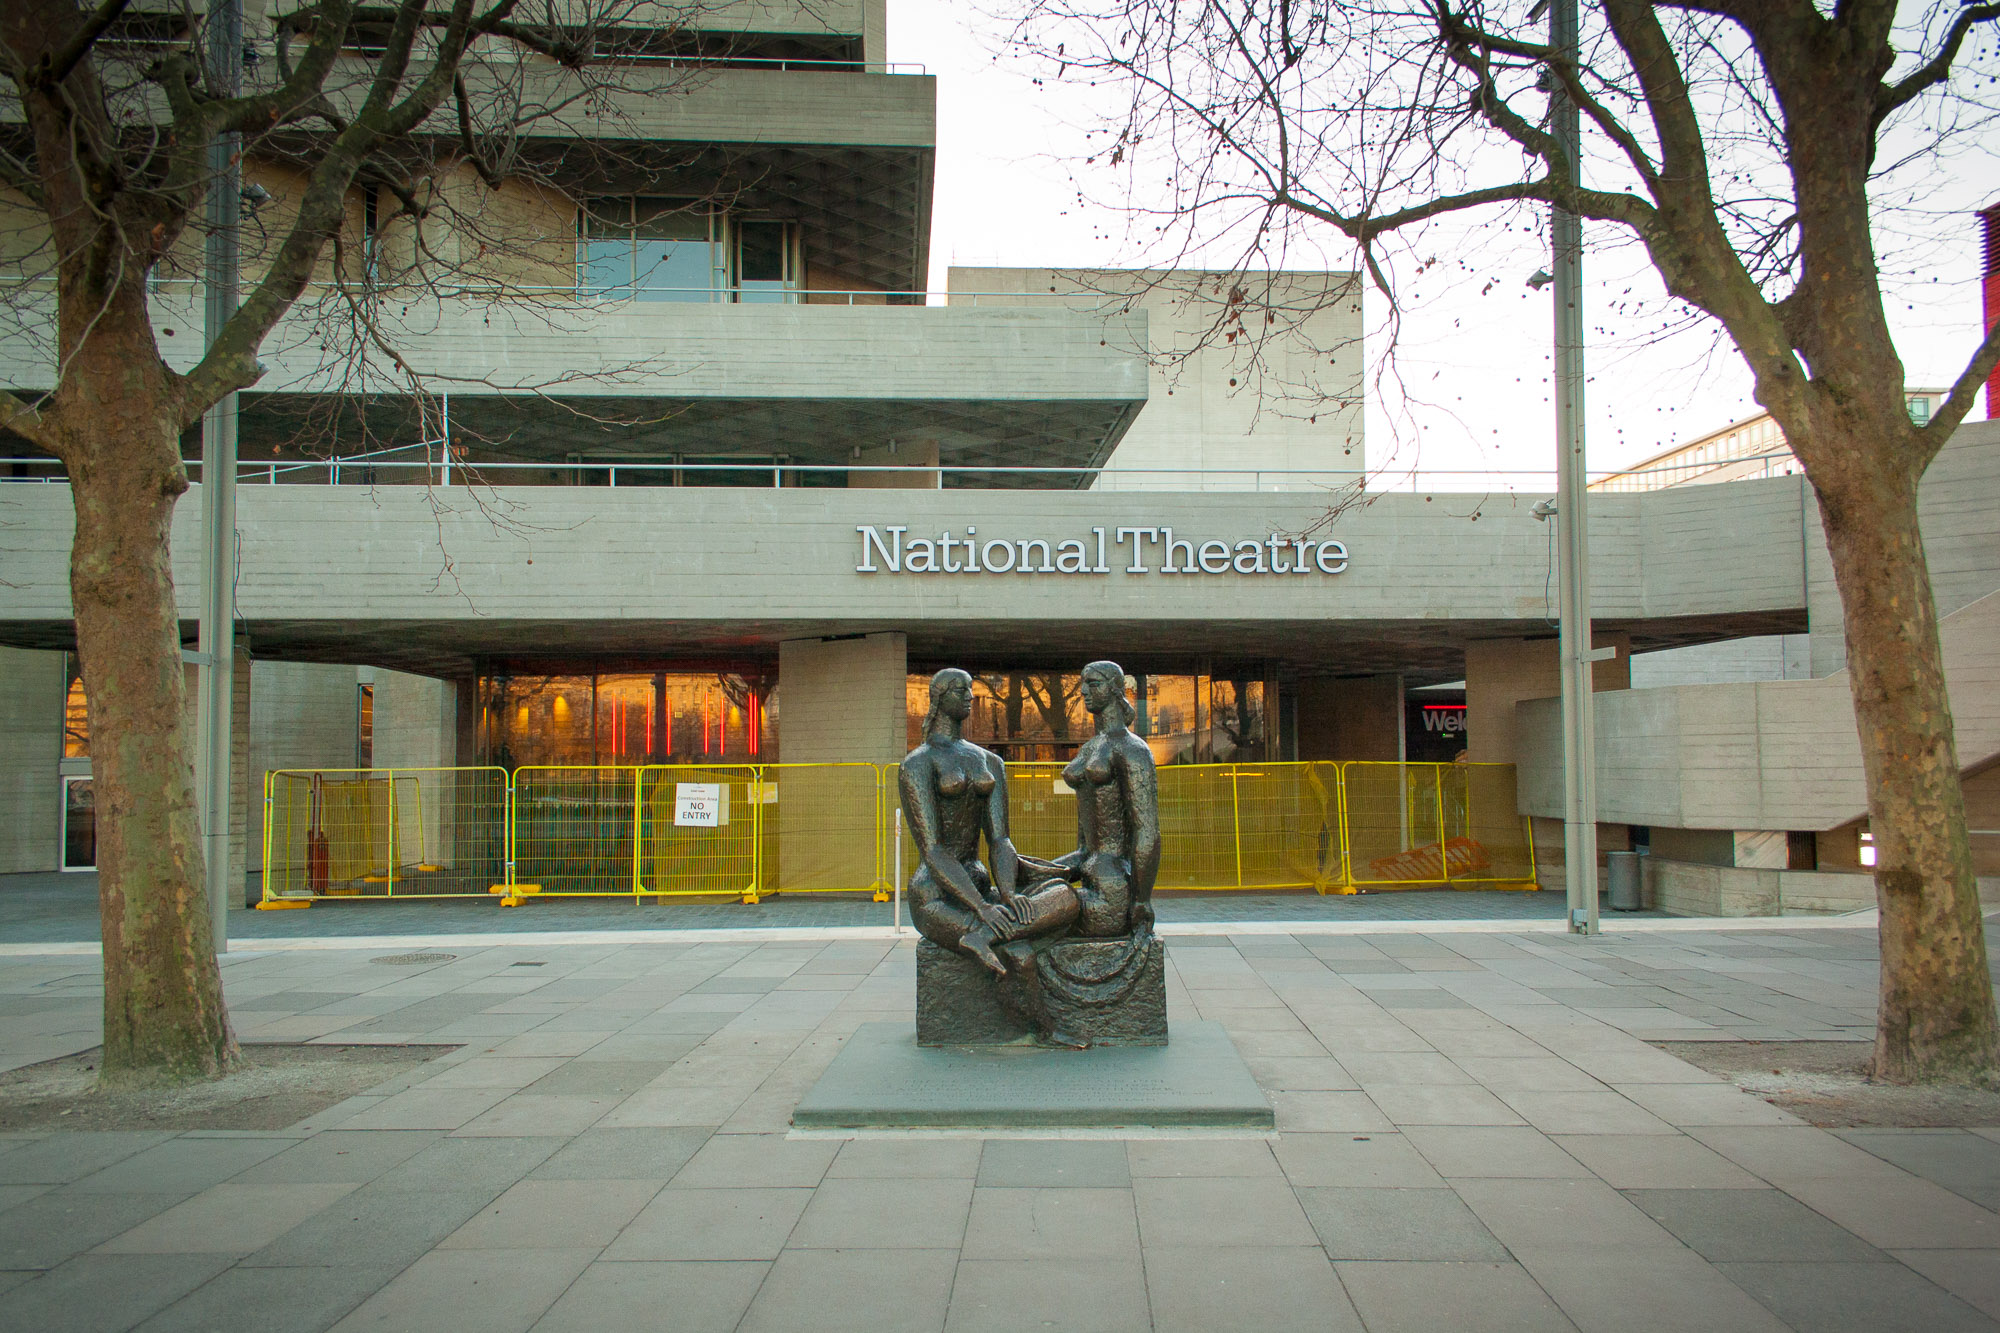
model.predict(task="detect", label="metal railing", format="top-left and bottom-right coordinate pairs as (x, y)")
top-left (0, 451), bottom-right (1813, 493)
top-left (260, 760), bottom-right (1539, 906)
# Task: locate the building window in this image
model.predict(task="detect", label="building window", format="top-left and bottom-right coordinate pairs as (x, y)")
top-left (735, 220), bottom-right (801, 303)
top-left (357, 684), bottom-right (374, 768)
top-left (478, 672), bottom-right (775, 767)
top-left (1907, 395), bottom-right (1933, 426)
top-left (63, 655), bottom-right (89, 758)
top-left (579, 198), bottom-right (724, 302)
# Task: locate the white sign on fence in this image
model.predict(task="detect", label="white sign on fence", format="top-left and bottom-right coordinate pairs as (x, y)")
top-left (674, 782), bottom-right (727, 828)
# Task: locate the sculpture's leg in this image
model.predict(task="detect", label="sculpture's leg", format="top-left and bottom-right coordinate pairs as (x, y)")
top-left (999, 879), bottom-right (1081, 939)
top-left (910, 880), bottom-right (1007, 977)
top-left (998, 940), bottom-right (1088, 1049)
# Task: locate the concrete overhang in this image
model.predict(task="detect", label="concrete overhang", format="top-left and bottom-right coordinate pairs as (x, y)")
top-left (0, 299), bottom-right (1150, 476)
top-left (0, 476), bottom-right (1810, 681)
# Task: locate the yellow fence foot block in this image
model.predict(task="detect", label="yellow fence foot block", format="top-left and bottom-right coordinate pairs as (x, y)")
top-left (255, 898), bottom-right (312, 910)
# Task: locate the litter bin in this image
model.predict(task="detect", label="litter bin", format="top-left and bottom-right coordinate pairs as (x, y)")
top-left (1607, 850), bottom-right (1643, 911)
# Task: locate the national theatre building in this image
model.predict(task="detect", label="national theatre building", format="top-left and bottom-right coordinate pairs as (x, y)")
top-left (1, 1), bottom-right (1995, 919)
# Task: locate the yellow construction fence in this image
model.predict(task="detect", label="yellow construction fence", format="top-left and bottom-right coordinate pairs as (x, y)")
top-left (262, 761), bottom-right (1536, 904)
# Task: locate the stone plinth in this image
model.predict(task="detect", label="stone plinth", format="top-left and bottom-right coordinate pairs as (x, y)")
top-left (915, 936), bottom-right (1167, 1047)
top-left (793, 1020), bottom-right (1271, 1129)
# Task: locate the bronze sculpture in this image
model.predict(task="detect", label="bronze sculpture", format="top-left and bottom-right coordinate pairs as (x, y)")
top-left (902, 662), bottom-right (1166, 1047)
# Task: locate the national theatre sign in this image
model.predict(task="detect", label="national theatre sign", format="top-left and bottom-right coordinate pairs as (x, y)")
top-left (855, 525), bottom-right (1349, 576)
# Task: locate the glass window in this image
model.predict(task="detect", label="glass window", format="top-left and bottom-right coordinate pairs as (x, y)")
top-left (478, 672), bottom-right (776, 767)
top-left (63, 655), bottom-right (89, 758)
top-left (905, 670), bottom-right (1261, 766)
top-left (736, 220), bottom-right (798, 303)
top-left (357, 684), bottom-right (374, 768)
top-left (579, 198), bottom-right (719, 302)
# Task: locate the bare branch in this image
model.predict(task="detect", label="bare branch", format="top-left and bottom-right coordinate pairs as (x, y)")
top-left (37, 0), bottom-right (132, 89)
top-left (1875, 1), bottom-right (2000, 123)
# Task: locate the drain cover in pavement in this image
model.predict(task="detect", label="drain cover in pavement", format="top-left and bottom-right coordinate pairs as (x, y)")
top-left (370, 952), bottom-right (457, 966)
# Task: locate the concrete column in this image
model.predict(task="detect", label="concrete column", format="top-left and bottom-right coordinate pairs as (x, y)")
top-left (1464, 633), bottom-right (1630, 767)
top-left (777, 632), bottom-right (910, 762)
top-left (373, 670), bottom-right (460, 870)
top-left (1295, 673), bottom-right (1404, 761)
top-left (245, 661), bottom-right (365, 872)
top-left (0, 647), bottom-right (65, 873)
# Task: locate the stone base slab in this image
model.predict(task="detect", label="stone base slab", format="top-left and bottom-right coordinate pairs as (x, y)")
top-left (791, 1019), bottom-right (1272, 1130)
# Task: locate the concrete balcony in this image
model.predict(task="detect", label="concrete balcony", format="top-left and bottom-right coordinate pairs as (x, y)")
top-left (0, 292), bottom-right (1151, 472)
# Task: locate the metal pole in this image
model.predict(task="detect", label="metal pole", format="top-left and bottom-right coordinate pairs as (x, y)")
top-left (893, 808), bottom-right (904, 936)
top-left (1552, 0), bottom-right (1599, 935)
top-left (197, 0), bottom-right (243, 950)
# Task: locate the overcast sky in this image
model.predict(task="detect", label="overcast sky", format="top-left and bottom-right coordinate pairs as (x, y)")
top-left (887, 2), bottom-right (1998, 486)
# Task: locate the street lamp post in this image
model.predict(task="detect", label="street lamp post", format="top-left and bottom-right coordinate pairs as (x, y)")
top-left (1551, 0), bottom-right (1601, 936)
top-left (197, 0), bottom-right (243, 951)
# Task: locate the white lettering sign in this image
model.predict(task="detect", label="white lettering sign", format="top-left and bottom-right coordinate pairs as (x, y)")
top-left (856, 525), bottom-right (1348, 576)
top-left (674, 783), bottom-right (727, 827)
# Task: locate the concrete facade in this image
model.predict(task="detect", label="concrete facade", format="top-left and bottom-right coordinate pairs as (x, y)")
top-left (948, 268), bottom-right (1365, 490)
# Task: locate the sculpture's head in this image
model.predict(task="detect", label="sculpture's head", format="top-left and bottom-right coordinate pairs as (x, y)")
top-left (925, 668), bottom-right (974, 735)
top-left (1081, 660), bottom-right (1137, 726)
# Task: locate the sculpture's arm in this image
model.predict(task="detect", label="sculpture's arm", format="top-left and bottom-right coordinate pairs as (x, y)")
top-left (899, 754), bottom-right (997, 922)
top-left (1123, 743), bottom-right (1162, 931)
top-left (981, 751), bottom-right (1022, 902)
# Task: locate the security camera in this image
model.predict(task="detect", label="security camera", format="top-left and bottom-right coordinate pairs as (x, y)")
top-left (241, 183), bottom-right (271, 210)
top-left (1532, 499), bottom-right (1558, 521)
top-left (1527, 269), bottom-right (1554, 290)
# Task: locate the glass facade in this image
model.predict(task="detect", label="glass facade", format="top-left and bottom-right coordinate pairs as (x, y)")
top-left (477, 671), bottom-right (776, 768)
top-left (905, 670), bottom-right (1272, 764)
top-left (577, 201), bottom-right (799, 304)
top-left (579, 198), bottom-right (724, 302)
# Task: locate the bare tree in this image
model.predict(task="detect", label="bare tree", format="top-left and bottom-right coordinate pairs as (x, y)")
top-left (1009, 0), bottom-right (2000, 1079)
top-left (0, 0), bottom-right (740, 1081)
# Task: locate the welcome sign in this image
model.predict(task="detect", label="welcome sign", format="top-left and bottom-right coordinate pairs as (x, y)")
top-left (856, 525), bottom-right (1349, 576)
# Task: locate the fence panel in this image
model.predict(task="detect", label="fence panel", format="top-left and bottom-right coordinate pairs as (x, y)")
top-left (262, 767), bottom-right (506, 899)
top-left (752, 763), bottom-right (886, 898)
top-left (637, 765), bottom-right (762, 899)
top-left (512, 766), bottom-right (639, 895)
top-left (1340, 761), bottom-right (1538, 890)
top-left (1229, 762), bottom-right (1343, 891)
top-left (264, 759), bottom-right (1539, 905)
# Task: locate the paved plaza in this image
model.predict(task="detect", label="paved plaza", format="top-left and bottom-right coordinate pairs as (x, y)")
top-left (3, 918), bottom-right (2000, 1331)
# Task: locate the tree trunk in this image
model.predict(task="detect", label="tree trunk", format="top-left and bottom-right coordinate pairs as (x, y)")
top-left (53, 291), bottom-right (235, 1084)
top-left (1816, 459), bottom-right (1995, 1083)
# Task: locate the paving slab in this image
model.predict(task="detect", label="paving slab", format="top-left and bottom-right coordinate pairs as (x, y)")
top-left (1299, 1185), bottom-right (1512, 1260)
top-left (1335, 1260), bottom-right (1579, 1332)
top-left (961, 1187), bottom-right (1140, 1259)
top-left (792, 1021), bottom-right (1272, 1129)
top-left (95, 1182), bottom-right (358, 1255)
top-left (0, 1253), bottom-right (235, 1333)
top-left (327, 1246), bottom-right (597, 1333)
top-left (1622, 1187), bottom-right (1884, 1262)
top-left (738, 1247), bottom-right (957, 1333)
top-left (1145, 1245), bottom-right (1362, 1333)
top-left (1715, 1260), bottom-right (1999, 1332)
top-left (947, 1256), bottom-right (1151, 1333)
top-left (600, 1187), bottom-right (812, 1261)
top-left (977, 1139), bottom-right (1132, 1188)
top-left (132, 1262), bottom-right (404, 1333)
top-left (531, 1260), bottom-right (769, 1333)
